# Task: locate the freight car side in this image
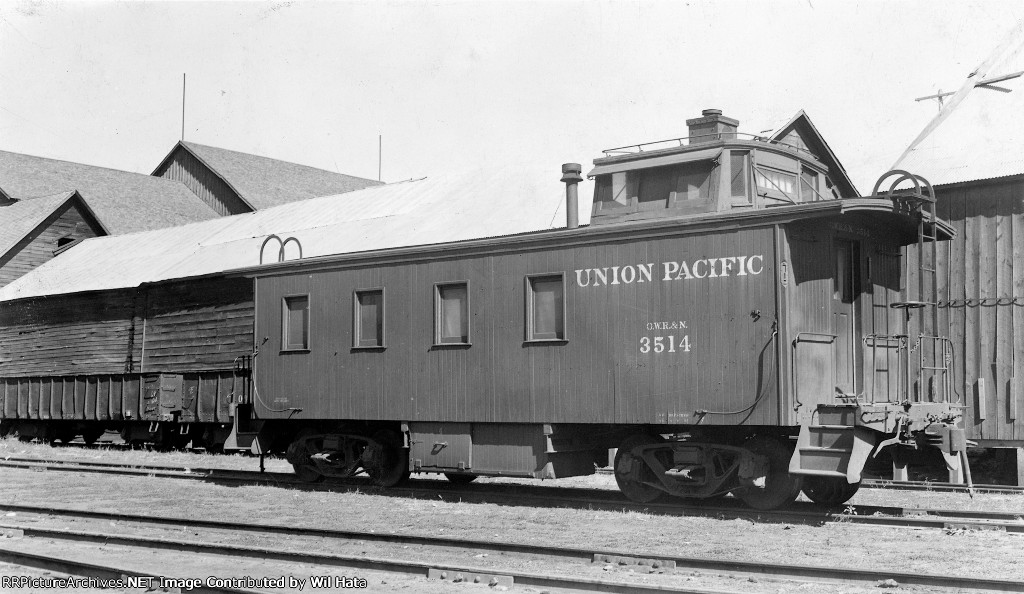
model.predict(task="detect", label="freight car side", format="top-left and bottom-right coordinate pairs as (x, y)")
top-left (0, 277), bottom-right (252, 449)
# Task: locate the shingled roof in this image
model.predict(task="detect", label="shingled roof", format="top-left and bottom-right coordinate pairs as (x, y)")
top-left (0, 150), bottom-right (219, 234)
top-left (152, 141), bottom-right (384, 210)
top-left (0, 191), bottom-right (105, 257)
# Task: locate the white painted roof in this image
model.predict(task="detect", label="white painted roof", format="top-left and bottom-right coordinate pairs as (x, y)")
top-left (0, 168), bottom-right (591, 302)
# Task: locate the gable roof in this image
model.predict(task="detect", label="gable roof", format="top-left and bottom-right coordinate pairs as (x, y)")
top-left (768, 110), bottom-right (860, 197)
top-left (0, 150), bottom-right (219, 234)
top-left (0, 191), bottom-right (107, 258)
top-left (152, 141), bottom-right (384, 210)
top-left (0, 167), bottom-right (580, 303)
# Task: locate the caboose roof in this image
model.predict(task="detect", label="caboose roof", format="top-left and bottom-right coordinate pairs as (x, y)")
top-left (242, 197), bottom-right (953, 278)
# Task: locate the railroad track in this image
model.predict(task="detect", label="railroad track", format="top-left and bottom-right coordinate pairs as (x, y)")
top-left (862, 478), bottom-right (1024, 495)
top-left (2, 457), bottom-right (1022, 533)
top-left (32, 439), bottom-right (1024, 495)
top-left (0, 503), bottom-right (1020, 593)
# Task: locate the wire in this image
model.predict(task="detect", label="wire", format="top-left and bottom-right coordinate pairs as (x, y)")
top-left (694, 327), bottom-right (778, 422)
top-left (235, 353), bottom-right (303, 415)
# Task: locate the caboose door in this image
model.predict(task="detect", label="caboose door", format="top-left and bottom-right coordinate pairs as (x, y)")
top-left (833, 239), bottom-right (863, 397)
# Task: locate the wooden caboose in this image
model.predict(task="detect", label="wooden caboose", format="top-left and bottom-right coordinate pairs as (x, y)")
top-left (243, 110), bottom-right (963, 509)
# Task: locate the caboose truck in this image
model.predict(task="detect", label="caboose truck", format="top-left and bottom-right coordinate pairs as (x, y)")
top-left (237, 109), bottom-right (968, 509)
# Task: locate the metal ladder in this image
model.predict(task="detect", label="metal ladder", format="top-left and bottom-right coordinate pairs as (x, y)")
top-left (872, 170), bottom-right (952, 404)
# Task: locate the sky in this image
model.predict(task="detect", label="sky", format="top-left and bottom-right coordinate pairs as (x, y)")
top-left (1, 0), bottom-right (1023, 199)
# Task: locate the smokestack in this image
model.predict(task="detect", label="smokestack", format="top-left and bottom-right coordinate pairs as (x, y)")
top-left (686, 108), bottom-right (739, 144)
top-left (561, 163), bottom-right (582, 229)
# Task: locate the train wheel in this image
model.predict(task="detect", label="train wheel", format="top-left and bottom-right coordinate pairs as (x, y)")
top-left (363, 429), bottom-right (409, 487)
top-left (54, 428), bottom-right (78, 445)
top-left (734, 435), bottom-right (802, 510)
top-left (82, 426), bottom-right (105, 445)
top-left (444, 472), bottom-right (477, 484)
top-left (286, 429), bottom-right (325, 483)
top-left (614, 434), bottom-right (665, 503)
top-left (802, 476), bottom-right (860, 506)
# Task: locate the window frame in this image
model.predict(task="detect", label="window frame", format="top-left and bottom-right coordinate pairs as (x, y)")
top-left (754, 165), bottom-right (799, 204)
top-left (434, 281), bottom-right (471, 346)
top-left (800, 165), bottom-right (824, 202)
top-left (352, 287), bottom-right (386, 350)
top-left (729, 150), bottom-right (751, 206)
top-left (281, 293), bottom-right (311, 353)
top-left (525, 273), bottom-right (568, 343)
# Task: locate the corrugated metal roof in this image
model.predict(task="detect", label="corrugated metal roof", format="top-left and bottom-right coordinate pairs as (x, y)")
top-left (0, 192), bottom-right (75, 256)
top-left (175, 142), bottom-right (384, 209)
top-left (0, 150), bottom-right (219, 234)
top-left (0, 168), bottom-right (588, 302)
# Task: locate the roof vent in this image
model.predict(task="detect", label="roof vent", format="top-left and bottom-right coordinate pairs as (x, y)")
top-left (686, 109), bottom-right (739, 144)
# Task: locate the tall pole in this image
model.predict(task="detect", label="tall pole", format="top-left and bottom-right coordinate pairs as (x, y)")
top-left (378, 134), bottom-right (382, 182)
top-left (181, 73), bottom-right (186, 141)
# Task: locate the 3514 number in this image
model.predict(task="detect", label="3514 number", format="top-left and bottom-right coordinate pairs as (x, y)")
top-left (639, 335), bottom-right (691, 354)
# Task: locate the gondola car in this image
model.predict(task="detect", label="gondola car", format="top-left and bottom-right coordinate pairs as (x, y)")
top-left (236, 110), bottom-right (967, 509)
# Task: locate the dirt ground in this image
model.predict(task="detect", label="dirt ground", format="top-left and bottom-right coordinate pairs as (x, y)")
top-left (0, 438), bottom-right (1022, 593)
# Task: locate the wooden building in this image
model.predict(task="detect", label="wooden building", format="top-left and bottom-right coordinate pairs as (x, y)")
top-left (0, 191), bottom-right (106, 288)
top-left (152, 141), bottom-right (384, 216)
top-left (1, 142), bottom-right (381, 288)
top-left (0, 149), bottom-right (221, 288)
top-left (898, 91), bottom-right (1024, 483)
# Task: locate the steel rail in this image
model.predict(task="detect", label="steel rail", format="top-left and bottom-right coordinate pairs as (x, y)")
top-left (0, 543), bottom-right (261, 594)
top-left (2, 458), bottom-right (1022, 531)
top-left (0, 523), bottom-right (741, 594)
top-left (2, 456), bottom-right (1024, 528)
top-left (0, 505), bottom-right (1020, 592)
top-left (863, 478), bottom-right (1024, 495)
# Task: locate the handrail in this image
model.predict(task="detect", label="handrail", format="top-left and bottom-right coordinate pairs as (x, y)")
top-left (259, 234), bottom-right (304, 264)
top-left (601, 132), bottom-right (822, 161)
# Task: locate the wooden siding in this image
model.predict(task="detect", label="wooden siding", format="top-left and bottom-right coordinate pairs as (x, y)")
top-left (784, 216), bottom-right (904, 425)
top-left (255, 226), bottom-right (782, 426)
top-left (909, 177), bottom-right (1024, 442)
top-left (154, 147), bottom-right (251, 216)
top-left (0, 291), bottom-right (137, 376)
top-left (0, 202), bottom-right (103, 288)
top-left (140, 277), bottom-right (254, 372)
top-left (0, 278), bottom-right (253, 378)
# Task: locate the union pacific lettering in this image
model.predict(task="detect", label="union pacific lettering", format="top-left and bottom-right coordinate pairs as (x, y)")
top-left (575, 255), bottom-right (764, 288)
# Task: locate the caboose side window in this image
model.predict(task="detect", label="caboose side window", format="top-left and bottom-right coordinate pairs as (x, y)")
top-left (526, 274), bottom-right (565, 341)
top-left (435, 282), bottom-right (470, 345)
top-left (755, 167), bottom-right (797, 203)
top-left (282, 295), bottom-right (310, 351)
top-left (637, 161), bottom-right (714, 205)
top-left (800, 167), bottom-right (821, 201)
top-left (730, 151), bottom-right (749, 201)
top-left (353, 289), bottom-right (385, 348)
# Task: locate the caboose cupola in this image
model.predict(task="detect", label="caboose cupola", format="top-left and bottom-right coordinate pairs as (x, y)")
top-left (588, 108), bottom-right (855, 225)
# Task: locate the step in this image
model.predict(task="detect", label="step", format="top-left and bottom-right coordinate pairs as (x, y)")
top-left (805, 427), bottom-right (855, 449)
top-left (816, 407), bottom-right (858, 426)
top-left (795, 447), bottom-right (850, 474)
top-left (790, 468), bottom-right (847, 478)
